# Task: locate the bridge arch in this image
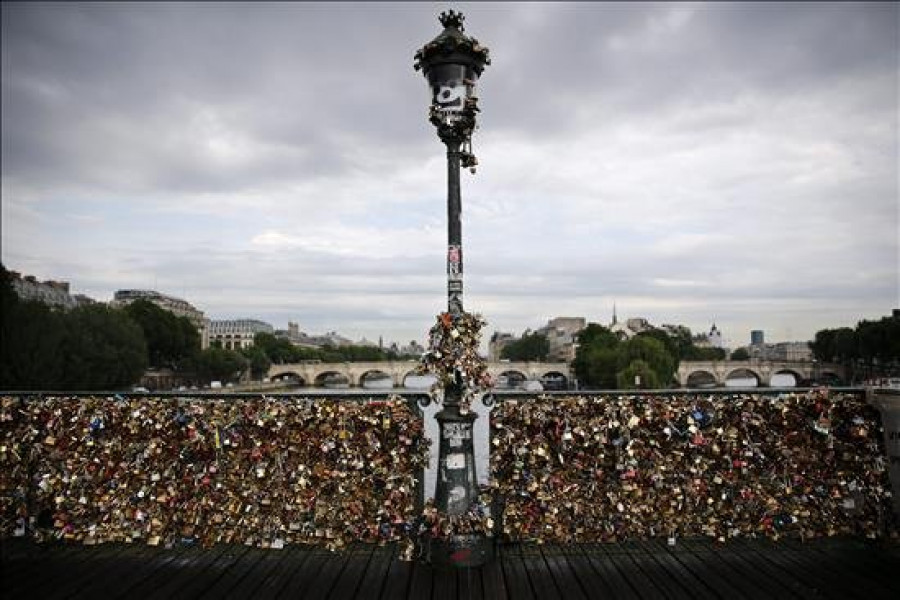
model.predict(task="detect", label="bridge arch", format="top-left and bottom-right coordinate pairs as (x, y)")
top-left (539, 371), bottom-right (568, 390)
top-left (497, 370), bottom-right (528, 389)
top-left (686, 370), bottom-right (717, 388)
top-left (358, 369), bottom-right (394, 388)
top-left (724, 367), bottom-right (762, 387)
top-left (401, 371), bottom-right (437, 389)
top-left (772, 368), bottom-right (803, 387)
top-left (314, 370), bottom-right (351, 388)
top-left (271, 371), bottom-right (307, 386)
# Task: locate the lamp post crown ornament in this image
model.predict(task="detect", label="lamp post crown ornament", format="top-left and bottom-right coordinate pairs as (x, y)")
top-left (413, 11), bottom-right (490, 74)
top-left (439, 9), bottom-right (465, 31)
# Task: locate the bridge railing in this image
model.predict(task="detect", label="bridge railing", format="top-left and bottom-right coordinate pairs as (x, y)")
top-left (0, 391), bottom-right (431, 552)
top-left (2, 388), bottom-right (898, 551)
top-left (484, 387), bottom-right (898, 543)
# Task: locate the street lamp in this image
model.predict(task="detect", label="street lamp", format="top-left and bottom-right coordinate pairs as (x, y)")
top-left (414, 10), bottom-right (491, 567)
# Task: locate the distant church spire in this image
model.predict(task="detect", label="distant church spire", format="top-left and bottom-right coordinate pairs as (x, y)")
top-left (612, 302), bottom-right (618, 326)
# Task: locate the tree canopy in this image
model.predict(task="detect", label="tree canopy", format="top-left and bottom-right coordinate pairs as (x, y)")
top-left (573, 323), bottom-right (724, 389)
top-left (124, 299), bottom-right (199, 369)
top-left (811, 314), bottom-right (900, 380)
top-left (730, 347), bottom-right (750, 361)
top-left (60, 305), bottom-right (149, 390)
top-left (500, 332), bottom-right (550, 362)
top-left (193, 346), bottom-right (249, 383)
top-left (1, 264), bottom-right (148, 390)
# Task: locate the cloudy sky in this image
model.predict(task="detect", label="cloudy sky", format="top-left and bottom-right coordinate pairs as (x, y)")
top-left (2, 2), bottom-right (897, 349)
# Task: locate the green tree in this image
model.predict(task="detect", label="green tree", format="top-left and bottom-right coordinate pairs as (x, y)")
top-left (501, 332), bottom-right (550, 362)
top-left (812, 315), bottom-right (900, 381)
top-left (636, 329), bottom-right (679, 366)
top-left (617, 359), bottom-right (660, 389)
top-left (660, 324), bottom-right (695, 361)
top-left (60, 304), bottom-right (148, 390)
top-left (857, 316), bottom-right (900, 366)
top-left (730, 347), bottom-right (750, 360)
top-left (0, 295), bottom-right (67, 390)
top-left (573, 324), bottom-right (621, 388)
top-left (616, 335), bottom-right (675, 386)
top-left (577, 323), bottom-right (619, 349)
top-left (681, 344), bottom-right (726, 361)
top-left (575, 344), bottom-right (619, 388)
top-left (254, 332), bottom-right (302, 364)
top-left (124, 299), bottom-right (199, 368)
top-left (810, 329), bottom-right (837, 362)
top-left (195, 347), bottom-right (249, 383)
top-left (242, 346), bottom-right (272, 380)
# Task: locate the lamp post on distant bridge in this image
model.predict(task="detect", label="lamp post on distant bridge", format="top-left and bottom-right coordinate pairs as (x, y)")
top-left (415, 10), bottom-right (491, 567)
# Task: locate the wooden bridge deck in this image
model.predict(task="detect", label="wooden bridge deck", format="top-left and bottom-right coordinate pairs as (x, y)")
top-left (2, 538), bottom-right (899, 599)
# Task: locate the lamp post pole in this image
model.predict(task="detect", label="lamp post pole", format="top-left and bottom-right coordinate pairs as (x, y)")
top-left (415, 10), bottom-right (492, 567)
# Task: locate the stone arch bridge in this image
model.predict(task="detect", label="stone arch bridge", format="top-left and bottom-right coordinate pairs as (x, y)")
top-left (677, 360), bottom-right (846, 388)
top-left (268, 361), bottom-right (573, 388)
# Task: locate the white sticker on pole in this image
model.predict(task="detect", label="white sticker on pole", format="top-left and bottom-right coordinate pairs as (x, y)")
top-left (445, 453), bottom-right (466, 470)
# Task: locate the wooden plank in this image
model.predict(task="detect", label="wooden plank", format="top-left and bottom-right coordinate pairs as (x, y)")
top-left (637, 539), bottom-right (715, 600)
top-left (352, 544), bottom-right (394, 600)
top-left (23, 542), bottom-right (127, 599)
top-left (808, 540), bottom-right (900, 596)
top-left (431, 563), bottom-right (457, 600)
top-left (3, 542), bottom-right (102, 597)
top-left (378, 544), bottom-right (415, 600)
top-left (76, 542), bottom-right (182, 599)
top-left (285, 546), bottom-right (350, 600)
top-left (264, 544), bottom-right (317, 598)
top-left (197, 545), bottom-right (269, 598)
top-left (479, 546), bottom-right (508, 600)
top-left (732, 538), bottom-right (835, 598)
top-left (151, 543), bottom-right (246, 599)
top-left (498, 544), bottom-right (534, 600)
top-left (509, 545), bottom-right (556, 600)
top-left (597, 543), bottom-right (665, 599)
top-left (579, 543), bottom-right (636, 598)
top-left (538, 544), bottom-right (586, 600)
top-left (275, 546), bottom-right (334, 598)
top-left (558, 542), bottom-right (615, 599)
top-left (722, 538), bottom-right (808, 598)
top-left (677, 538), bottom-right (772, 599)
top-left (110, 543), bottom-right (216, 599)
top-left (223, 545), bottom-right (296, 599)
top-left (328, 544), bottom-right (376, 600)
top-left (456, 565), bottom-right (483, 600)
top-left (2, 542), bottom-right (88, 595)
top-left (4, 538), bottom-right (898, 600)
top-left (772, 541), bottom-right (869, 600)
top-left (405, 558), bottom-right (433, 600)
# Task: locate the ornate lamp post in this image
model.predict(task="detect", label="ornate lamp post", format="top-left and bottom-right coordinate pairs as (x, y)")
top-left (414, 10), bottom-right (492, 567)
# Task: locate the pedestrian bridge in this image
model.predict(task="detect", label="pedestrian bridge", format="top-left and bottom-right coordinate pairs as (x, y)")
top-left (677, 360), bottom-right (846, 387)
top-left (268, 360), bottom-right (573, 388)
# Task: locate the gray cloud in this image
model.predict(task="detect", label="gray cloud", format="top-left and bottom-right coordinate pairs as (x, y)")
top-left (2, 2), bottom-right (897, 347)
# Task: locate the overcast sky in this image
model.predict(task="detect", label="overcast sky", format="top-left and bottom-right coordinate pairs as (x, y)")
top-left (2, 2), bottom-right (897, 349)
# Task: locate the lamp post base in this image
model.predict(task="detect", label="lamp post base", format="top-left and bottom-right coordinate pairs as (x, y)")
top-left (431, 387), bottom-right (493, 567)
top-left (430, 534), bottom-right (494, 568)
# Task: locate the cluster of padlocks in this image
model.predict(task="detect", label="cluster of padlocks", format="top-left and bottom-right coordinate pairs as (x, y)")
top-left (1, 389), bottom-right (895, 552)
top-left (490, 390), bottom-right (896, 543)
top-left (0, 395), bottom-right (428, 551)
